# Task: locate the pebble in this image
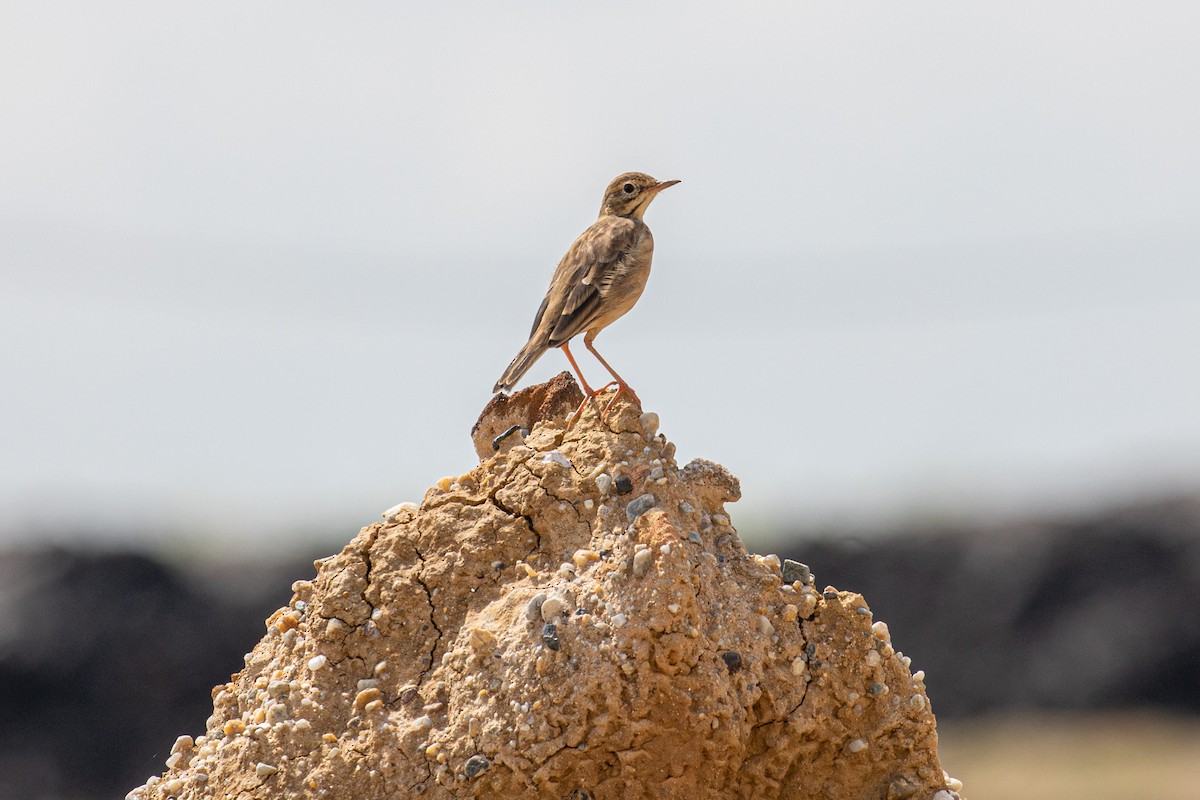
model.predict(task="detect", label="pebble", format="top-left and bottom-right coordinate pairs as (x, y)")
top-left (595, 474), bottom-right (612, 495)
top-left (711, 514), bottom-right (730, 526)
top-left (648, 465), bottom-right (664, 481)
top-left (614, 476), bottom-right (634, 495)
top-left (170, 735), bottom-right (194, 755)
top-left (679, 501), bottom-right (695, 514)
top-left (791, 657), bottom-right (806, 676)
top-left (163, 779), bottom-right (184, 794)
top-left (255, 763), bottom-right (278, 778)
top-left (667, 603), bottom-right (681, 614)
top-left (847, 738), bottom-right (868, 753)
top-left (222, 719), bottom-right (246, 736)
top-left (414, 715), bottom-right (434, 729)
top-left (758, 615), bottom-right (775, 636)
top-left (632, 548), bottom-right (654, 577)
top-left (268, 680), bottom-right (289, 697)
top-left (525, 593), bottom-right (547, 623)
top-left (910, 694), bottom-right (927, 711)
top-left (871, 621), bottom-right (891, 643)
top-left (381, 501), bottom-right (419, 519)
top-left (626, 493), bottom-right (657, 521)
top-left (542, 451), bottom-right (571, 469)
top-left (541, 623), bottom-right (560, 651)
top-left (165, 752), bottom-right (184, 770)
top-left (307, 654), bottom-right (327, 671)
top-left (638, 411), bottom-right (660, 437)
top-left (687, 531), bottom-right (702, 544)
top-left (757, 553), bottom-right (781, 572)
top-left (865, 650), bottom-right (881, 667)
top-left (357, 679), bottom-right (379, 691)
top-left (540, 594), bottom-right (567, 621)
top-left (354, 688), bottom-right (381, 708)
top-left (611, 613), bottom-right (628, 628)
top-left (780, 559), bottom-right (810, 585)
top-left (464, 754), bottom-right (491, 778)
top-left (722, 652), bottom-right (743, 673)
top-left (572, 549), bottom-right (600, 569)
top-left (932, 792), bottom-right (956, 800)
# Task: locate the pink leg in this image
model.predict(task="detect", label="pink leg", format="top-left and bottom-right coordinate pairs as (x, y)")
top-left (584, 334), bottom-right (641, 418)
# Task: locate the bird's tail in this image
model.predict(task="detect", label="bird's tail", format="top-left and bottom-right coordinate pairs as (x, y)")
top-left (493, 339), bottom-right (548, 394)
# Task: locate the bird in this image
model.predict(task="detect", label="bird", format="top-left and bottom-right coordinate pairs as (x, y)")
top-left (493, 171), bottom-right (680, 422)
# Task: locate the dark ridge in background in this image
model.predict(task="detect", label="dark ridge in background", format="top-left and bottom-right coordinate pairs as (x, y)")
top-left (0, 497), bottom-right (1197, 800)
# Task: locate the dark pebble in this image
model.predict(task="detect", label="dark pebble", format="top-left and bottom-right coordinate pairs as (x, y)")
top-left (822, 589), bottom-right (839, 601)
top-left (721, 651), bottom-right (743, 673)
top-left (615, 476), bottom-right (633, 495)
top-left (399, 687), bottom-right (418, 705)
top-left (782, 559), bottom-right (811, 585)
top-left (570, 791), bottom-right (592, 800)
top-left (542, 623), bottom-right (561, 651)
top-left (625, 493), bottom-right (656, 522)
top-left (464, 755), bottom-right (490, 778)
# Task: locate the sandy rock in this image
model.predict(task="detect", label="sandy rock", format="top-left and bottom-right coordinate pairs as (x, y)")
top-left (128, 378), bottom-right (961, 800)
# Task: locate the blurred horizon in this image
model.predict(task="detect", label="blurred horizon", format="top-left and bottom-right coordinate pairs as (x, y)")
top-left (3, 1), bottom-right (1199, 553)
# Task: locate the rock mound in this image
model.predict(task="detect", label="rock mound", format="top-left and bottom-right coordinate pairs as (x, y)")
top-left (128, 377), bottom-right (962, 800)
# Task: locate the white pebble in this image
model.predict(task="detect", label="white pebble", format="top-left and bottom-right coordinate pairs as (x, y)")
top-left (871, 621), bottom-right (891, 643)
top-left (638, 411), bottom-right (660, 437)
top-left (542, 450), bottom-right (572, 469)
top-left (847, 738), bottom-right (868, 753)
top-left (865, 650), bottom-right (881, 667)
top-left (632, 549), bottom-right (654, 577)
top-left (255, 763), bottom-right (278, 777)
top-left (791, 657), bottom-right (806, 676)
top-left (758, 615), bottom-right (775, 636)
top-left (596, 474), bottom-right (612, 495)
top-left (307, 655), bottom-right (327, 671)
top-left (540, 594), bottom-right (566, 621)
top-left (611, 613), bottom-right (628, 628)
top-left (667, 603), bottom-right (681, 614)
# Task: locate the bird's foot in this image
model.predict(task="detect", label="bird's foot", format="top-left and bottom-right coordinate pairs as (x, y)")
top-left (601, 382), bottom-right (641, 421)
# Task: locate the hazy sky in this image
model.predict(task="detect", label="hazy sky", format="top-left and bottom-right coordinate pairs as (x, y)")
top-left (3, 2), bottom-right (1198, 551)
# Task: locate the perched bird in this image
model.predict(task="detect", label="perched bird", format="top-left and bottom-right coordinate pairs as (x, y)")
top-left (493, 171), bottom-right (679, 421)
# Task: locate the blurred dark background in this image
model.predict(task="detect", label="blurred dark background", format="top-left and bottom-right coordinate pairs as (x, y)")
top-left (2, 494), bottom-right (1197, 799)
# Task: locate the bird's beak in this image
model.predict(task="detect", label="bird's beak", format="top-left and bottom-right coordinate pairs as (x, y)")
top-left (649, 179), bottom-right (681, 195)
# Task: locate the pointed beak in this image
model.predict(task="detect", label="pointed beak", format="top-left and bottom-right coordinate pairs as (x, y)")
top-left (650, 179), bottom-right (681, 195)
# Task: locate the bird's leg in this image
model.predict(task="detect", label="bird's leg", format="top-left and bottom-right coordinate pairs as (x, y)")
top-left (560, 341), bottom-right (599, 428)
top-left (584, 335), bottom-right (640, 418)
top-left (560, 341), bottom-right (597, 397)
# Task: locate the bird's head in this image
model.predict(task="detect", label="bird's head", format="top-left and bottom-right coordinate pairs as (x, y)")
top-left (599, 172), bottom-right (680, 220)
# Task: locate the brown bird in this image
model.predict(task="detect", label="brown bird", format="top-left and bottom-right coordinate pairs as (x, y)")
top-left (493, 171), bottom-right (680, 421)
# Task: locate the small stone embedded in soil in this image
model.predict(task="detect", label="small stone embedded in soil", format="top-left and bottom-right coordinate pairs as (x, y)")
top-left (722, 651), bottom-right (743, 673)
top-left (782, 559), bottom-right (811, 585)
top-left (255, 763), bottom-right (278, 778)
top-left (525, 592), bottom-right (547, 623)
top-left (614, 475), bottom-right (633, 495)
top-left (540, 594), bottom-right (566, 621)
top-left (847, 738), bottom-right (868, 753)
top-left (542, 623), bottom-right (560, 651)
top-left (464, 755), bottom-right (491, 778)
top-left (595, 474), bottom-right (612, 495)
top-left (307, 654), bottom-right (327, 671)
top-left (632, 548), bottom-right (654, 577)
top-left (626, 493), bottom-right (656, 521)
top-left (639, 411), bottom-right (660, 437)
top-left (543, 450), bottom-right (572, 469)
top-left (687, 531), bottom-right (702, 544)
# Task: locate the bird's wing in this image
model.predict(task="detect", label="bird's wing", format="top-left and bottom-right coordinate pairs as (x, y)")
top-left (545, 217), bottom-right (637, 347)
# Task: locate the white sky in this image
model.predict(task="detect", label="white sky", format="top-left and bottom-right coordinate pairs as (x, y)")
top-left (2, 2), bottom-right (1198, 551)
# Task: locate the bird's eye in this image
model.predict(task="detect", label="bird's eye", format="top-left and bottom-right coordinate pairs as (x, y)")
top-left (622, 183), bottom-right (636, 194)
